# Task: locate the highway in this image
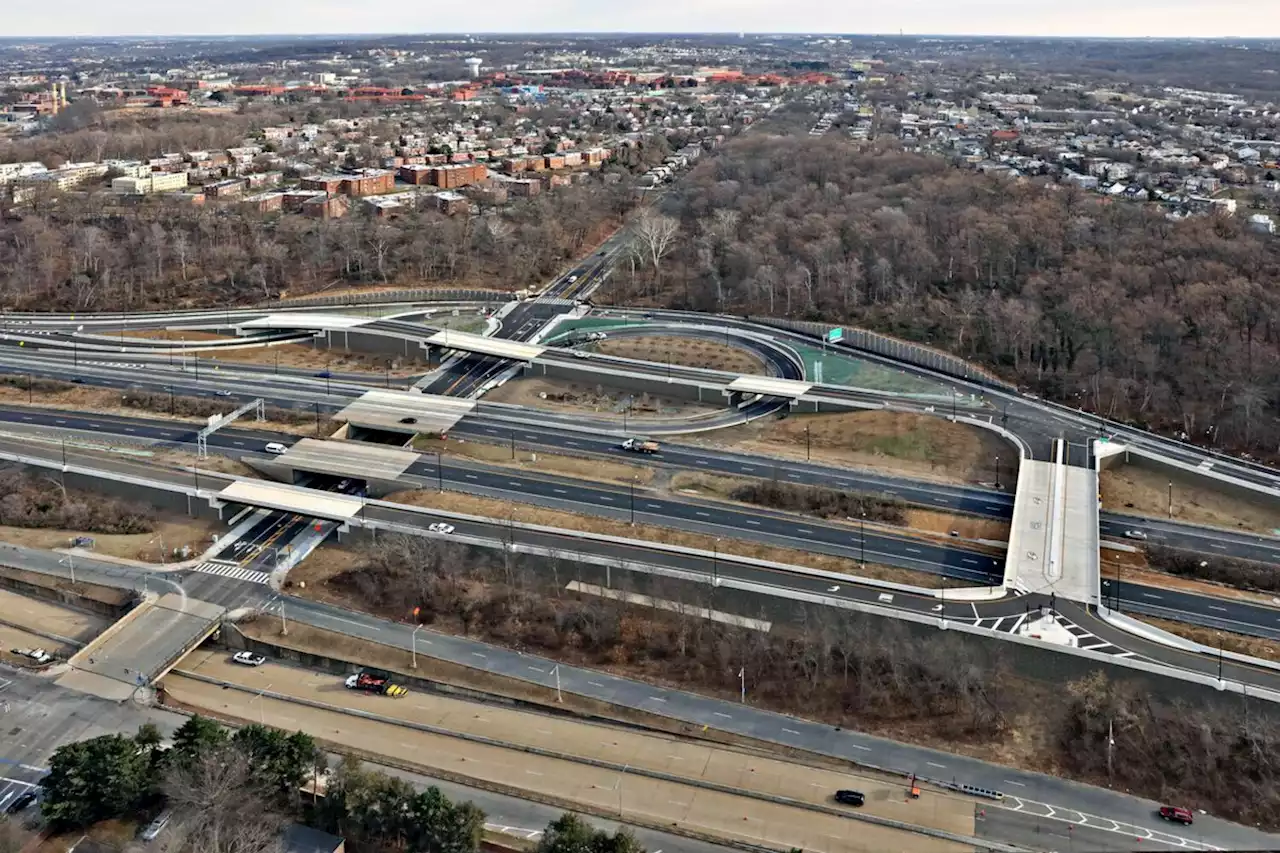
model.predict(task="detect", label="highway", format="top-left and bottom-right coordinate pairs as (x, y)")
top-left (0, 668), bottom-right (721, 853)
top-left (3, 403), bottom-right (1280, 638)
top-left (6, 547), bottom-right (1275, 851)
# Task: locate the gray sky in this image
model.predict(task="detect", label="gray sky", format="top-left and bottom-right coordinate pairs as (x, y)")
top-left (7, 0), bottom-right (1280, 39)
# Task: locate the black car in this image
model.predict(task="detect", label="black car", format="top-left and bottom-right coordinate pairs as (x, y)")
top-left (834, 789), bottom-right (865, 807)
top-left (6, 789), bottom-right (36, 813)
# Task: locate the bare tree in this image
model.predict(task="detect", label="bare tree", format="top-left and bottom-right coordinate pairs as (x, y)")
top-left (161, 748), bottom-right (285, 853)
top-left (633, 211), bottom-right (680, 275)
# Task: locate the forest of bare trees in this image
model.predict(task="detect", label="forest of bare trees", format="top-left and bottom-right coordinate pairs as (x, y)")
top-left (608, 135), bottom-right (1280, 458)
top-left (0, 180), bottom-right (633, 310)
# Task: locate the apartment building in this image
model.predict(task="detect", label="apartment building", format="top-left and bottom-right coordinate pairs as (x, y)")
top-left (111, 171), bottom-right (190, 195)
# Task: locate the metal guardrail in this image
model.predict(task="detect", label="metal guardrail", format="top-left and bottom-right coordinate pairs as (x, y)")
top-left (261, 288), bottom-right (508, 309)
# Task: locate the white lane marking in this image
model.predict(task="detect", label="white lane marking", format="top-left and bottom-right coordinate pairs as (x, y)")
top-left (927, 761), bottom-right (946, 768)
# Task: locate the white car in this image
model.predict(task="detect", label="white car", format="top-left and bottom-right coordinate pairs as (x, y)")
top-left (428, 522), bottom-right (455, 535)
top-left (573, 350), bottom-right (590, 359)
top-left (1124, 530), bottom-right (1148, 540)
top-left (233, 651), bottom-right (266, 667)
top-left (264, 442), bottom-right (288, 455)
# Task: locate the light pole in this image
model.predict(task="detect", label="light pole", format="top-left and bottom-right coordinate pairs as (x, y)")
top-left (805, 424), bottom-right (811, 461)
top-left (411, 625), bottom-right (422, 669)
top-left (435, 452), bottom-right (444, 492)
top-left (860, 512), bottom-right (866, 567)
top-left (629, 478), bottom-right (636, 525)
top-left (1167, 481), bottom-right (1173, 518)
top-left (552, 664), bottom-right (562, 703)
top-left (61, 555), bottom-right (76, 586)
top-left (278, 596), bottom-right (288, 636)
top-left (739, 665), bottom-right (745, 703)
top-left (994, 455), bottom-right (1001, 489)
top-left (712, 538), bottom-right (720, 586)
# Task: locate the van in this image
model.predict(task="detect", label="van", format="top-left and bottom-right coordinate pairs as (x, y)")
top-left (264, 442), bottom-right (288, 455)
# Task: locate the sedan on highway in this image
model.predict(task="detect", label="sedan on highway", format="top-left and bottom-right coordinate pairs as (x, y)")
top-left (1159, 805), bottom-right (1194, 825)
top-left (834, 790), bottom-right (865, 807)
top-left (233, 651), bottom-right (266, 667)
top-left (428, 523), bottom-right (455, 535)
top-left (1124, 530), bottom-right (1148, 540)
top-left (215, 389), bottom-right (232, 397)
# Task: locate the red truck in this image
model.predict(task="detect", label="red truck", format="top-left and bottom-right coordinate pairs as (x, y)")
top-left (344, 669), bottom-right (408, 697)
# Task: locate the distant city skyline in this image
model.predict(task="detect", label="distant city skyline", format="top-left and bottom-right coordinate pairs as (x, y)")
top-left (6, 1), bottom-right (1280, 39)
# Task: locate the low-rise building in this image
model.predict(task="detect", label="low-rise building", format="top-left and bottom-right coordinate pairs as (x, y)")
top-left (111, 171), bottom-right (190, 195)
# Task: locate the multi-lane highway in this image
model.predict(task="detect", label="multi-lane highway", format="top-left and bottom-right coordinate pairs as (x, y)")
top-left (5, 547), bottom-right (1277, 852)
top-left (3, 402), bottom-right (1280, 633)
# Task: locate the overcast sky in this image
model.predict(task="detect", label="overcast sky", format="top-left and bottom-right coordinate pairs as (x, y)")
top-left (7, 0), bottom-right (1280, 39)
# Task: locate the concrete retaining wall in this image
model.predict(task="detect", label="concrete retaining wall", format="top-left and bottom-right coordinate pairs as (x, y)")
top-left (0, 565), bottom-right (135, 619)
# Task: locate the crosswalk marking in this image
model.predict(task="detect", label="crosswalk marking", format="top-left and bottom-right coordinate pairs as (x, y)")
top-left (190, 561), bottom-right (271, 584)
top-left (972, 610), bottom-right (1140, 660)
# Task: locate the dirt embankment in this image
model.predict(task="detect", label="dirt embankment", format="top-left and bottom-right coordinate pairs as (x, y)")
top-left (692, 411), bottom-right (1017, 487)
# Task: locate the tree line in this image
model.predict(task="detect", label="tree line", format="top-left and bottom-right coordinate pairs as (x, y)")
top-left (29, 714), bottom-right (644, 853)
top-left (606, 134), bottom-right (1280, 460)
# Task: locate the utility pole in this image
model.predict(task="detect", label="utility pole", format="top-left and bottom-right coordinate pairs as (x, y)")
top-left (553, 664), bottom-right (562, 703)
top-left (510, 429), bottom-right (516, 460)
top-left (1218, 643), bottom-right (1225, 684)
top-left (411, 625), bottom-right (421, 669)
top-left (629, 478), bottom-right (636, 525)
top-left (712, 539), bottom-right (720, 586)
top-left (739, 666), bottom-right (745, 703)
top-left (314, 402), bottom-right (321, 436)
top-left (279, 598), bottom-right (288, 636)
top-left (1167, 481), bottom-right (1173, 518)
top-left (436, 452), bottom-right (444, 492)
top-left (805, 425), bottom-right (811, 461)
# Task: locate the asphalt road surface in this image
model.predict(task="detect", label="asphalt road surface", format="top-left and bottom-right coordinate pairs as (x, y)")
top-left (5, 543), bottom-right (1279, 850)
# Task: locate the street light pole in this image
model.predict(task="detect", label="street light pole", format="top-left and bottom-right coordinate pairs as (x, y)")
top-left (994, 455), bottom-right (1001, 489)
top-left (805, 425), bottom-right (811, 461)
top-left (411, 625), bottom-right (421, 669)
top-left (860, 512), bottom-right (866, 566)
top-left (436, 452), bottom-right (443, 492)
top-left (1167, 481), bottom-right (1173, 518)
top-left (629, 478), bottom-right (635, 525)
top-left (63, 555), bottom-right (76, 586)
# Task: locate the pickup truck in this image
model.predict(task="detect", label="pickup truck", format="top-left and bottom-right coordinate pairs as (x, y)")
top-left (344, 670), bottom-right (408, 697)
top-left (620, 438), bottom-right (659, 454)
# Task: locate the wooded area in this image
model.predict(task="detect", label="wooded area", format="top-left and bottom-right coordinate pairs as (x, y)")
top-left (0, 180), bottom-right (632, 310)
top-left (608, 135), bottom-right (1280, 457)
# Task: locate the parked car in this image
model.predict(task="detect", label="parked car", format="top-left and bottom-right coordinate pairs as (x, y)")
top-left (1159, 805), bottom-right (1194, 825)
top-left (834, 790), bottom-right (865, 807)
top-left (5, 789), bottom-right (36, 814)
top-left (140, 811), bottom-right (171, 841)
top-left (428, 523), bottom-right (455, 535)
top-left (1124, 530), bottom-right (1148, 540)
top-left (233, 651), bottom-right (266, 667)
